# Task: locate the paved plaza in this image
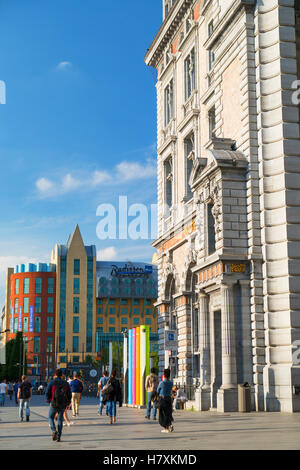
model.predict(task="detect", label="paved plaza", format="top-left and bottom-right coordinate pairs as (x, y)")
top-left (0, 395), bottom-right (299, 450)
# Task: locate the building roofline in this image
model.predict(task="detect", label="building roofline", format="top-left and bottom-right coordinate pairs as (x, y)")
top-left (145, 0), bottom-right (194, 68)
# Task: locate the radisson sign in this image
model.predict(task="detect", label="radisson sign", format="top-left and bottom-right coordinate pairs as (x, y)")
top-left (110, 264), bottom-right (153, 278)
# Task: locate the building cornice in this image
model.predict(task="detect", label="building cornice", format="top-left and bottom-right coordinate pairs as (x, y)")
top-left (145, 0), bottom-right (194, 68)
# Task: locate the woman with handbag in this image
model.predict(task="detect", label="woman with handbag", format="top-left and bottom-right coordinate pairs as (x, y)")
top-left (102, 370), bottom-right (123, 425)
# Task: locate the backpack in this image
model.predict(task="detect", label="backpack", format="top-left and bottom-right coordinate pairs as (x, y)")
top-left (102, 379), bottom-right (114, 396)
top-left (21, 382), bottom-right (31, 399)
top-left (52, 381), bottom-right (68, 409)
top-left (148, 374), bottom-right (158, 392)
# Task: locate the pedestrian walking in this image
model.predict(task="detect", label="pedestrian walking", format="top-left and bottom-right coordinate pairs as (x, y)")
top-left (61, 374), bottom-right (73, 427)
top-left (102, 369), bottom-right (122, 425)
top-left (70, 373), bottom-right (84, 417)
top-left (157, 368), bottom-right (174, 433)
top-left (0, 379), bottom-right (8, 406)
top-left (97, 370), bottom-right (109, 416)
top-left (17, 375), bottom-right (32, 422)
top-left (13, 380), bottom-right (20, 405)
top-left (145, 367), bottom-right (159, 420)
top-left (45, 369), bottom-right (72, 442)
top-left (7, 382), bottom-right (13, 401)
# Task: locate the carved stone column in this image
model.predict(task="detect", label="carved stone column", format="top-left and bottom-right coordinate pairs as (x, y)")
top-left (217, 282), bottom-right (238, 412)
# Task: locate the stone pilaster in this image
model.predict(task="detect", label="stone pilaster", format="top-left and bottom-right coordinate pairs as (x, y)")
top-left (217, 282), bottom-right (238, 412)
top-left (255, 0), bottom-right (300, 412)
top-left (176, 293), bottom-right (192, 385)
top-left (198, 290), bottom-right (211, 410)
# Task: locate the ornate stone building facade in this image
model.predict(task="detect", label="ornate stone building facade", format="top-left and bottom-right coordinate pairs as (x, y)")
top-left (145, 0), bottom-right (300, 412)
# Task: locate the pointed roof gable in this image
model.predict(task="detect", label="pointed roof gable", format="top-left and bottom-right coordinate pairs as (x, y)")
top-left (67, 224), bottom-right (84, 249)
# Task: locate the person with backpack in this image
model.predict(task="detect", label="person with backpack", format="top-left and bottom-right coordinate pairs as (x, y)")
top-left (17, 375), bottom-right (32, 422)
top-left (145, 367), bottom-right (159, 420)
top-left (97, 370), bottom-right (109, 416)
top-left (102, 370), bottom-right (122, 425)
top-left (45, 369), bottom-right (72, 442)
top-left (70, 373), bottom-right (84, 417)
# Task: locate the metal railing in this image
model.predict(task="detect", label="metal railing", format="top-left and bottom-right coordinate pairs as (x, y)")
top-left (174, 383), bottom-right (197, 401)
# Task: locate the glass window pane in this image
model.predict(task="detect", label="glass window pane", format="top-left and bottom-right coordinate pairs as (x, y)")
top-left (34, 317), bottom-right (41, 333)
top-left (73, 278), bottom-right (80, 294)
top-left (73, 317), bottom-right (79, 333)
top-left (23, 298), bottom-right (29, 314)
top-left (35, 278), bottom-right (42, 294)
top-left (47, 297), bottom-right (54, 313)
top-left (47, 317), bottom-right (53, 333)
top-left (23, 317), bottom-right (28, 333)
top-left (74, 259), bottom-right (80, 275)
top-left (24, 278), bottom-right (30, 294)
top-left (73, 297), bottom-right (79, 314)
top-left (35, 297), bottom-right (41, 313)
top-left (48, 278), bottom-right (54, 294)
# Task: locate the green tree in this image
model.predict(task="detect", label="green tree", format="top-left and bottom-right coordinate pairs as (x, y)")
top-left (0, 332), bottom-right (24, 381)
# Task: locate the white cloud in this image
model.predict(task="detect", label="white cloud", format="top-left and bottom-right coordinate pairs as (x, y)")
top-left (35, 158), bottom-right (157, 199)
top-left (62, 173), bottom-right (82, 192)
top-left (36, 177), bottom-right (54, 193)
top-left (97, 246), bottom-right (118, 261)
top-left (56, 61), bottom-right (72, 70)
top-left (92, 170), bottom-right (111, 186)
top-left (116, 159), bottom-right (156, 182)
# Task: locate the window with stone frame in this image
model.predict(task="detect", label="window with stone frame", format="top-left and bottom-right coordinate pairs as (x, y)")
top-left (208, 19), bottom-right (214, 37)
top-left (164, 156), bottom-right (173, 212)
top-left (164, 0), bottom-right (175, 19)
top-left (184, 48), bottom-right (196, 101)
top-left (184, 133), bottom-right (194, 200)
top-left (207, 202), bottom-right (216, 255)
top-left (164, 79), bottom-right (174, 127)
top-left (169, 279), bottom-right (177, 331)
top-left (208, 105), bottom-right (216, 139)
top-left (208, 49), bottom-right (215, 72)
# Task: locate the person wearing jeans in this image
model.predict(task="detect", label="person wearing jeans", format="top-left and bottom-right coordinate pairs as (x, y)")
top-left (19, 399), bottom-right (31, 421)
top-left (145, 368), bottom-right (159, 420)
top-left (97, 371), bottom-right (109, 416)
top-left (104, 370), bottom-right (122, 425)
top-left (48, 404), bottom-right (64, 439)
top-left (45, 369), bottom-right (72, 442)
top-left (17, 376), bottom-right (32, 422)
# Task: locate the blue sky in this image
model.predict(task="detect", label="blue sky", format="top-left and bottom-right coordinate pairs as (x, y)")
top-left (0, 0), bottom-right (162, 304)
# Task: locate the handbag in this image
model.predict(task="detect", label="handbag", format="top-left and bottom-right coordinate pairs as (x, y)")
top-left (101, 380), bottom-right (114, 396)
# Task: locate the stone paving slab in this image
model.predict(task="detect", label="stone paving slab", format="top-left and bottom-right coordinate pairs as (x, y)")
top-left (0, 395), bottom-right (300, 450)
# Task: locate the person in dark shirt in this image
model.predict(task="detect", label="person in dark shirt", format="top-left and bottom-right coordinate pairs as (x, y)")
top-left (157, 368), bottom-right (174, 433)
top-left (17, 375), bottom-right (32, 422)
top-left (70, 373), bottom-right (84, 417)
top-left (103, 370), bottom-right (123, 425)
top-left (13, 380), bottom-right (20, 405)
top-left (45, 369), bottom-right (71, 442)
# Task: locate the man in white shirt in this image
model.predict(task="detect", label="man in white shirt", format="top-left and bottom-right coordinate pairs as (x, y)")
top-left (0, 379), bottom-right (8, 406)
